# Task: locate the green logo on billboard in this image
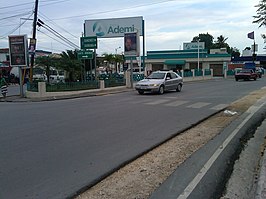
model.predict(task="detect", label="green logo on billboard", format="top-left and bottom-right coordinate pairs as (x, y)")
top-left (93, 22), bottom-right (105, 37)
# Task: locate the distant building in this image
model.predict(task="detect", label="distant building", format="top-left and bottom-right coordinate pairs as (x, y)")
top-left (125, 43), bottom-right (232, 76)
top-left (0, 48), bottom-right (11, 74)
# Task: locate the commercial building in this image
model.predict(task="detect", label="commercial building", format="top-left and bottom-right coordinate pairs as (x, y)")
top-left (126, 44), bottom-right (232, 76)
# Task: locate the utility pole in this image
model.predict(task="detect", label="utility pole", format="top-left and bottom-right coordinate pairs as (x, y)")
top-left (30, 0), bottom-right (39, 83)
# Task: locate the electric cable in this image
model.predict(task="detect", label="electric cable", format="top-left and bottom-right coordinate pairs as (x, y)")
top-left (37, 29), bottom-right (76, 49)
top-left (44, 0), bottom-right (178, 21)
top-left (38, 11), bottom-right (78, 39)
top-left (0, 11), bottom-right (34, 39)
top-left (37, 19), bottom-right (79, 49)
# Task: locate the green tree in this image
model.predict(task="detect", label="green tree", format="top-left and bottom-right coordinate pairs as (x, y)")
top-left (214, 35), bottom-right (228, 48)
top-left (253, 0), bottom-right (266, 27)
top-left (253, 1), bottom-right (266, 43)
top-left (35, 55), bottom-right (56, 83)
top-left (213, 35), bottom-right (230, 52)
top-left (58, 50), bottom-right (82, 82)
top-left (114, 54), bottom-right (124, 72)
top-left (103, 53), bottom-right (115, 72)
top-left (191, 33), bottom-right (214, 51)
top-left (229, 47), bottom-right (240, 58)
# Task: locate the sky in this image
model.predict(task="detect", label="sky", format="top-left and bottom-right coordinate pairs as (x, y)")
top-left (0, 0), bottom-right (265, 55)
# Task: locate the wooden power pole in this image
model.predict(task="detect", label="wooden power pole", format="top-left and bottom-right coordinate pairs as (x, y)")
top-left (30, 0), bottom-right (39, 82)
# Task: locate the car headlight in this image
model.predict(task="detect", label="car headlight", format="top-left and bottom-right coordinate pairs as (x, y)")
top-left (150, 84), bottom-right (159, 87)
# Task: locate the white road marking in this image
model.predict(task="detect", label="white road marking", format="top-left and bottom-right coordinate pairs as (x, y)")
top-left (187, 102), bottom-right (211, 109)
top-left (145, 99), bottom-right (170, 105)
top-left (165, 100), bottom-right (189, 107)
top-left (176, 96), bottom-right (266, 199)
top-left (211, 104), bottom-right (229, 110)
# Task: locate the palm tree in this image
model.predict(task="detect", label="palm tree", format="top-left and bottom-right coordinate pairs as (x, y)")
top-left (114, 54), bottom-right (124, 72)
top-left (103, 53), bottom-right (115, 73)
top-left (58, 50), bottom-right (82, 82)
top-left (253, 0), bottom-right (266, 27)
top-left (35, 55), bottom-right (57, 83)
top-left (214, 35), bottom-right (228, 48)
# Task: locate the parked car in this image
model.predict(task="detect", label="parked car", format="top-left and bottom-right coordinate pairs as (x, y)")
top-left (235, 69), bottom-right (258, 81)
top-left (135, 70), bottom-right (183, 94)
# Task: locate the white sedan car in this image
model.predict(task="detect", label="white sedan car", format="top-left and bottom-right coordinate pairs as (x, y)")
top-left (135, 70), bottom-right (183, 95)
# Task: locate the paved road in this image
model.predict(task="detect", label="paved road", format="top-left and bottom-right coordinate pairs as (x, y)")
top-left (0, 78), bottom-right (265, 199)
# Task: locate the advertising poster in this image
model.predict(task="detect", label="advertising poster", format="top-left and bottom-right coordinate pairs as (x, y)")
top-left (29, 38), bottom-right (36, 55)
top-left (124, 32), bottom-right (139, 57)
top-left (8, 35), bottom-right (28, 67)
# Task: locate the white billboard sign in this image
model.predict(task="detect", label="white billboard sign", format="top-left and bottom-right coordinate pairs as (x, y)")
top-left (84, 16), bottom-right (143, 38)
top-left (183, 42), bottom-right (205, 50)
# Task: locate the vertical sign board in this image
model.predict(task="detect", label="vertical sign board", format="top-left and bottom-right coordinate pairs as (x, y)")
top-left (8, 35), bottom-right (28, 67)
top-left (28, 38), bottom-right (36, 55)
top-left (124, 32), bottom-right (140, 57)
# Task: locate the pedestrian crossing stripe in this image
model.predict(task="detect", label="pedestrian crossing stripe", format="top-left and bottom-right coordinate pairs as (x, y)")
top-left (165, 100), bottom-right (189, 107)
top-left (186, 102), bottom-right (211, 109)
top-left (145, 99), bottom-right (170, 105)
top-left (130, 98), bottom-right (228, 111)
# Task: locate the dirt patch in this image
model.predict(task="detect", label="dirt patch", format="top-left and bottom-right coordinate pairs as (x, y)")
top-left (76, 88), bottom-right (266, 199)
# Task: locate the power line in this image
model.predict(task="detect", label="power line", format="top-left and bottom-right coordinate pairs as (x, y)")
top-left (38, 11), bottom-right (79, 39)
top-left (43, 0), bottom-right (178, 21)
top-left (0, 0), bottom-right (70, 10)
top-left (0, 11), bottom-right (34, 39)
top-left (37, 19), bottom-right (79, 49)
top-left (0, 2), bottom-right (33, 10)
top-left (0, 11), bottom-right (33, 21)
top-left (39, 0), bottom-right (71, 7)
top-left (38, 29), bottom-right (76, 50)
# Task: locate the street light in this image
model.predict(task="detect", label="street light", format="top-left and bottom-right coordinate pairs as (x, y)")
top-left (197, 40), bottom-right (200, 71)
top-left (115, 46), bottom-right (121, 54)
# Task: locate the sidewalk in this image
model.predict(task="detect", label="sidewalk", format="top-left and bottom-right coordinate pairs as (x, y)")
top-left (256, 126), bottom-right (266, 199)
top-left (149, 95), bottom-right (266, 199)
top-left (0, 86), bottom-right (132, 102)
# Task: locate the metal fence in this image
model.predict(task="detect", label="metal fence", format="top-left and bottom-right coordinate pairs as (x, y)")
top-left (184, 70), bottom-right (193, 77)
top-left (104, 78), bottom-right (126, 88)
top-left (46, 81), bottom-right (100, 92)
top-left (27, 77), bottom-right (126, 92)
top-left (133, 73), bottom-right (145, 81)
top-left (27, 82), bottom-right (39, 92)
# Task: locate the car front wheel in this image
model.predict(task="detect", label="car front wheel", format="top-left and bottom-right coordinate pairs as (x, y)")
top-left (176, 84), bottom-right (182, 92)
top-left (158, 85), bottom-right (164, 94)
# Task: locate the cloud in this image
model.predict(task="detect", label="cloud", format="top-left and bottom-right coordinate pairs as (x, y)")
top-left (1, 0), bottom-right (266, 54)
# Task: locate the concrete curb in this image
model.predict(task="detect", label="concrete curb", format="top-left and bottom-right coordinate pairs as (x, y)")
top-left (0, 87), bottom-right (133, 102)
top-left (149, 96), bottom-right (266, 199)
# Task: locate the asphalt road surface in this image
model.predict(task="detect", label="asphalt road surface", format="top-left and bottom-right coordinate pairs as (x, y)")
top-left (1, 78), bottom-right (266, 199)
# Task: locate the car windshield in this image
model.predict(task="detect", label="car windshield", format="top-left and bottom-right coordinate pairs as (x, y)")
top-left (146, 72), bottom-right (165, 79)
top-left (239, 70), bottom-right (251, 73)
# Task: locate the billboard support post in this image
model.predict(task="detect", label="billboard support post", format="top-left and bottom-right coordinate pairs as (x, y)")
top-left (130, 57), bottom-right (133, 88)
top-left (19, 68), bottom-right (24, 97)
top-left (142, 19), bottom-right (145, 71)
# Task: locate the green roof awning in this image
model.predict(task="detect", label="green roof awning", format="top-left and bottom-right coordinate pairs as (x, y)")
top-left (164, 60), bottom-right (186, 65)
